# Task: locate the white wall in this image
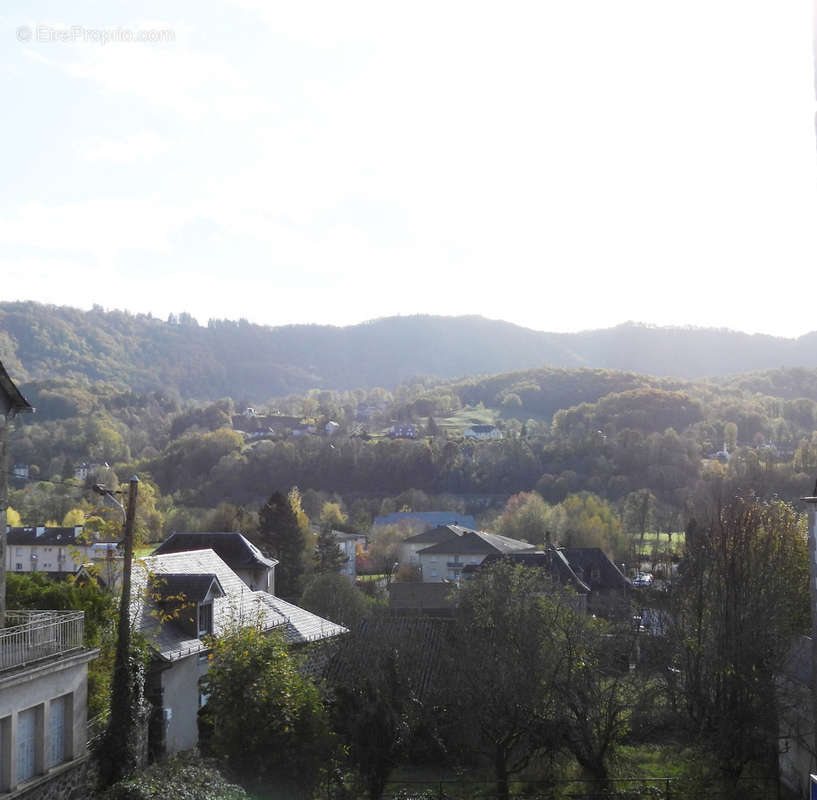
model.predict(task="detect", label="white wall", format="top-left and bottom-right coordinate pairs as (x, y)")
top-left (0, 650), bottom-right (95, 792)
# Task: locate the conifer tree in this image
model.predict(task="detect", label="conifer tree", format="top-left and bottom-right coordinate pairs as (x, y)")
top-left (258, 490), bottom-right (304, 599)
top-left (314, 526), bottom-right (346, 574)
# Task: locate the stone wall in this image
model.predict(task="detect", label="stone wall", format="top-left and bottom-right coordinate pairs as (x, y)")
top-left (11, 757), bottom-right (90, 800)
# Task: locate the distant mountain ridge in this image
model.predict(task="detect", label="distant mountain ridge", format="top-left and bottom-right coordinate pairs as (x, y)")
top-left (0, 301), bottom-right (814, 399)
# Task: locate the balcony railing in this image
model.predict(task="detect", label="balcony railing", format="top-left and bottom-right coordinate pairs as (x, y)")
top-left (0, 610), bottom-right (85, 672)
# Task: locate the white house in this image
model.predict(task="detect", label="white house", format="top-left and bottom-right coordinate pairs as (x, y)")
top-left (131, 549), bottom-right (347, 756)
top-left (330, 530), bottom-right (367, 578)
top-left (463, 424), bottom-right (503, 440)
top-left (0, 611), bottom-right (98, 796)
top-left (398, 524), bottom-right (475, 567)
top-left (0, 359), bottom-right (98, 798)
top-left (416, 529), bottom-right (532, 583)
top-left (6, 526), bottom-right (121, 583)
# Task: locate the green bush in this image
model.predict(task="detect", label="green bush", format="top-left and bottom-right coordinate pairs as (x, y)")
top-left (102, 754), bottom-right (248, 800)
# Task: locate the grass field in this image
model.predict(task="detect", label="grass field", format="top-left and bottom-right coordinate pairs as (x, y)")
top-left (437, 405), bottom-right (500, 436)
top-left (631, 530), bottom-right (684, 546)
top-left (628, 531), bottom-right (685, 560)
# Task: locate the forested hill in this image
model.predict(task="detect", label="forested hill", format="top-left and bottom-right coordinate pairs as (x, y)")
top-left (0, 301), bottom-right (814, 399)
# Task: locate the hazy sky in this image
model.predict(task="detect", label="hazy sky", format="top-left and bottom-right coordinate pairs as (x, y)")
top-left (3, 1), bottom-right (816, 337)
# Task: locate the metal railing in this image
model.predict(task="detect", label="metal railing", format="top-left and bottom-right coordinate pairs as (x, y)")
top-left (369, 775), bottom-right (784, 800)
top-left (0, 610), bottom-right (85, 671)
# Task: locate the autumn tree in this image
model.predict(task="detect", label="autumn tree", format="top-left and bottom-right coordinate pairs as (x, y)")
top-left (554, 610), bottom-right (632, 783)
top-left (368, 524), bottom-right (408, 576)
top-left (300, 572), bottom-right (373, 627)
top-left (319, 501), bottom-right (347, 530)
top-left (443, 562), bottom-right (569, 800)
top-left (622, 488), bottom-right (656, 547)
top-left (328, 618), bottom-right (444, 799)
top-left (61, 508), bottom-right (86, 527)
top-left (671, 494), bottom-right (809, 785)
top-left (495, 491), bottom-right (550, 545)
top-left (553, 492), bottom-right (626, 560)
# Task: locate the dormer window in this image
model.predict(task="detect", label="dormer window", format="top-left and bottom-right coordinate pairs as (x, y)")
top-left (150, 573), bottom-right (225, 640)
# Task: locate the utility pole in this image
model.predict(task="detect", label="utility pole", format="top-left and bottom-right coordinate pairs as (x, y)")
top-left (99, 475), bottom-right (140, 785)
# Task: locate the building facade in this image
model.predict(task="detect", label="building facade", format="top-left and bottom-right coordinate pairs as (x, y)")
top-left (0, 611), bottom-right (97, 797)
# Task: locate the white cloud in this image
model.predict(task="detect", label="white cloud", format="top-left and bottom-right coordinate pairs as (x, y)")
top-left (3, 0), bottom-right (816, 337)
top-left (80, 131), bottom-right (168, 162)
top-left (0, 198), bottom-right (190, 257)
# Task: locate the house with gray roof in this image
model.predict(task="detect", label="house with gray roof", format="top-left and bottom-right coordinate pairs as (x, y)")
top-left (467, 549), bottom-right (591, 613)
top-left (417, 529), bottom-right (533, 583)
top-left (560, 547), bottom-right (630, 616)
top-left (398, 524), bottom-right (475, 567)
top-left (151, 531), bottom-right (278, 593)
top-left (131, 549), bottom-right (346, 756)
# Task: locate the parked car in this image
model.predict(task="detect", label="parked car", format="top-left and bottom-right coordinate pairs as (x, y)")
top-left (632, 572), bottom-right (653, 587)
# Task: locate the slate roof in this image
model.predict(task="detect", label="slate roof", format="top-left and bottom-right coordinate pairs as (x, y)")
top-left (7, 526), bottom-right (84, 546)
top-left (308, 524), bottom-right (367, 543)
top-left (559, 547), bottom-right (630, 590)
top-left (330, 530), bottom-right (367, 543)
top-left (152, 532), bottom-right (278, 570)
top-left (476, 549), bottom-right (591, 593)
top-left (389, 582), bottom-right (458, 614)
top-left (0, 360), bottom-right (33, 417)
top-left (418, 530), bottom-right (533, 556)
top-left (373, 512), bottom-right (478, 530)
top-left (403, 523), bottom-right (474, 545)
top-left (132, 549), bottom-right (346, 661)
top-left (324, 617), bottom-right (451, 701)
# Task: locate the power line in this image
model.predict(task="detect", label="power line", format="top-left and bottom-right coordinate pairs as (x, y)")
top-left (3, 470), bottom-right (95, 494)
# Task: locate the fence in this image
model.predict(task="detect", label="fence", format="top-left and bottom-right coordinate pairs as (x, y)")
top-left (371, 775), bottom-right (784, 800)
top-left (0, 610), bottom-right (85, 671)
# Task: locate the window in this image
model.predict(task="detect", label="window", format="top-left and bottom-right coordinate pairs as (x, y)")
top-left (48, 696), bottom-right (69, 768)
top-left (198, 602), bottom-right (213, 638)
top-left (198, 677), bottom-right (210, 708)
top-left (15, 548), bottom-right (22, 556)
top-left (15, 564), bottom-right (22, 571)
top-left (17, 706), bottom-right (39, 783)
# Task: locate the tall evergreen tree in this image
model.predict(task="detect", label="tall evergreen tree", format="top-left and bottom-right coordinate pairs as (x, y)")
top-left (314, 526), bottom-right (346, 574)
top-left (258, 490), bottom-right (304, 599)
